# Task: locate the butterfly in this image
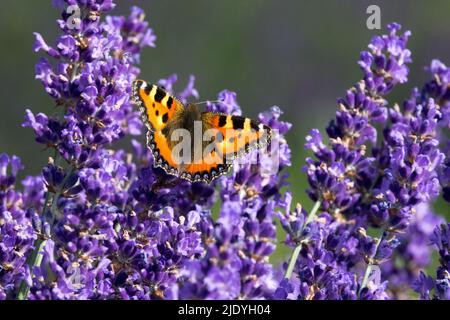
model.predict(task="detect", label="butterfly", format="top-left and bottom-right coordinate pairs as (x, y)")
top-left (131, 79), bottom-right (271, 183)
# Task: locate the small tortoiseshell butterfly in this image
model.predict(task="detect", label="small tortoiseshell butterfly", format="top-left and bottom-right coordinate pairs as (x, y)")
top-left (132, 79), bottom-right (271, 183)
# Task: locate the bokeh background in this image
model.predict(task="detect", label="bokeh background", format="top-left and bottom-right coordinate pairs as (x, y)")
top-left (0, 0), bottom-right (449, 260)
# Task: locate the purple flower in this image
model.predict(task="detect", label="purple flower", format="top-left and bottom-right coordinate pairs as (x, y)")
top-left (282, 23), bottom-right (447, 301)
top-left (104, 6), bottom-right (157, 62)
top-left (206, 90), bottom-right (242, 115)
top-left (414, 223), bottom-right (450, 300)
top-left (430, 223), bottom-right (450, 299)
top-left (0, 154), bottom-right (36, 299)
top-left (361, 22), bottom-right (411, 88)
top-left (382, 204), bottom-right (443, 298)
top-left (422, 59), bottom-right (450, 128)
top-left (419, 60), bottom-right (450, 204)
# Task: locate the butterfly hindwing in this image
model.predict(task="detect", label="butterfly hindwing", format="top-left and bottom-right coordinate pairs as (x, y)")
top-left (181, 162), bottom-right (232, 183)
top-left (181, 143), bottom-right (231, 183)
top-left (132, 80), bottom-right (184, 132)
top-left (147, 130), bottom-right (179, 174)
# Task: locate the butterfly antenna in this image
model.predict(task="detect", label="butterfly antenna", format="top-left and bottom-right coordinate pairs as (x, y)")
top-left (193, 99), bottom-right (223, 106)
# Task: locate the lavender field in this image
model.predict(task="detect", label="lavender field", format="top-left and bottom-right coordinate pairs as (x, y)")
top-left (0, 0), bottom-right (449, 301)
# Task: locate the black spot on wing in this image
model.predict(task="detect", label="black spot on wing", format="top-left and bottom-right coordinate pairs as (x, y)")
top-left (162, 112), bottom-right (169, 123)
top-left (154, 87), bottom-right (166, 103)
top-left (167, 96), bottom-right (173, 109)
top-left (218, 115), bottom-right (227, 127)
top-left (250, 121), bottom-right (260, 132)
top-left (232, 117), bottom-right (245, 130)
top-left (144, 84), bottom-right (152, 95)
top-left (161, 126), bottom-right (170, 138)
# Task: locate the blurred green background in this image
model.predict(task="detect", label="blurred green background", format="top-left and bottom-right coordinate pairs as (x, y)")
top-left (0, 0), bottom-right (449, 260)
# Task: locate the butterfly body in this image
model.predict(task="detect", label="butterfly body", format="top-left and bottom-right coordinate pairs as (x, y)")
top-left (132, 79), bottom-right (271, 183)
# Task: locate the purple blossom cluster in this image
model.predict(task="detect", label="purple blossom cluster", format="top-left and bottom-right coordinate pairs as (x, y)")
top-left (1, 0), bottom-right (292, 300)
top-left (277, 23), bottom-right (449, 300)
top-left (0, 1), bottom-right (448, 300)
top-left (382, 204), bottom-right (443, 298)
top-left (413, 223), bottom-right (450, 299)
top-left (0, 154), bottom-right (43, 299)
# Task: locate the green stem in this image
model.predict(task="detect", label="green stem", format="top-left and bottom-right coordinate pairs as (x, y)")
top-left (16, 238), bottom-right (46, 300)
top-left (16, 161), bottom-right (74, 300)
top-left (16, 190), bottom-right (53, 300)
top-left (358, 230), bottom-right (385, 298)
top-left (284, 200), bottom-right (321, 279)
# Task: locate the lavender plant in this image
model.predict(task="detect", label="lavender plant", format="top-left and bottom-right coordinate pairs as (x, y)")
top-left (0, 1), bottom-right (448, 300)
top-left (413, 223), bottom-right (450, 300)
top-left (277, 23), bottom-right (449, 300)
